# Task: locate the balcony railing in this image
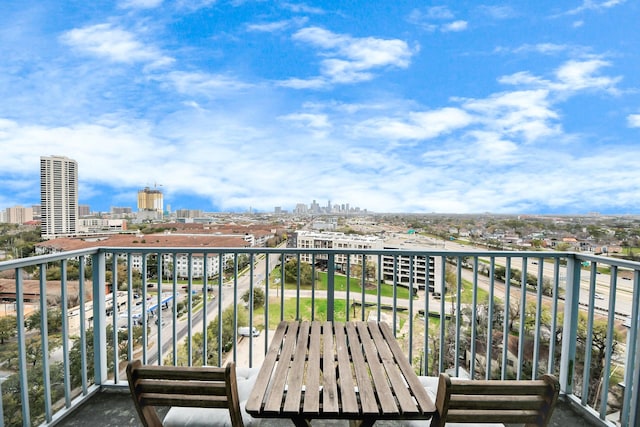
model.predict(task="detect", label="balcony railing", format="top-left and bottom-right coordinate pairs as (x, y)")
top-left (0, 246), bottom-right (638, 426)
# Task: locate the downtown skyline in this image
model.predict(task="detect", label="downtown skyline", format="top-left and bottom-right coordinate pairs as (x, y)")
top-left (0, 1), bottom-right (639, 215)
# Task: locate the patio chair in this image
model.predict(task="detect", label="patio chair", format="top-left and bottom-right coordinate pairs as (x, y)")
top-left (430, 372), bottom-right (559, 427)
top-left (126, 359), bottom-right (261, 427)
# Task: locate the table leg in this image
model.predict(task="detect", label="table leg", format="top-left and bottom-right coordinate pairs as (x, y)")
top-left (349, 419), bottom-right (375, 427)
top-left (290, 417), bottom-right (312, 427)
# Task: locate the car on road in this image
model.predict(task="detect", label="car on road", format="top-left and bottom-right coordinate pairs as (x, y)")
top-left (238, 326), bottom-right (260, 337)
top-left (594, 293), bottom-right (604, 300)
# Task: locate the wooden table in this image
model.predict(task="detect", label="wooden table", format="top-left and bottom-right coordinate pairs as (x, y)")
top-left (246, 320), bottom-right (435, 427)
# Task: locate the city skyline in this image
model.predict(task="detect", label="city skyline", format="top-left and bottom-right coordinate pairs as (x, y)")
top-left (0, 2), bottom-right (639, 214)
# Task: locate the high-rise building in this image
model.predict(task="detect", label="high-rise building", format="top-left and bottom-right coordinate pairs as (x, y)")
top-left (137, 186), bottom-right (163, 220)
top-left (40, 155), bottom-right (78, 239)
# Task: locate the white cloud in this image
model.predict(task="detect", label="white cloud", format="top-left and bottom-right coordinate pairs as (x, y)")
top-left (478, 5), bottom-right (516, 19)
top-left (467, 131), bottom-right (519, 164)
top-left (408, 7), bottom-right (467, 32)
top-left (60, 23), bottom-right (174, 67)
top-left (291, 27), bottom-right (414, 85)
top-left (421, 6), bottom-right (455, 20)
top-left (280, 113), bottom-right (330, 129)
top-left (118, 0), bottom-right (163, 9)
top-left (246, 17), bottom-right (308, 33)
top-left (160, 71), bottom-right (253, 97)
top-left (553, 59), bottom-right (621, 93)
top-left (281, 2), bottom-right (325, 14)
top-left (176, 0), bottom-right (217, 11)
top-left (279, 113), bottom-right (331, 138)
top-left (628, 114), bottom-right (640, 128)
top-left (354, 107), bottom-right (473, 141)
top-left (462, 89), bottom-right (559, 142)
top-left (442, 20), bottom-right (468, 32)
top-left (499, 58), bottom-right (621, 96)
top-left (517, 43), bottom-right (570, 54)
top-left (565, 0), bottom-right (627, 15)
top-left (277, 77), bottom-right (327, 89)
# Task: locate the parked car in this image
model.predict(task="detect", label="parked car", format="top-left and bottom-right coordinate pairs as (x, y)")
top-left (238, 326), bottom-right (260, 337)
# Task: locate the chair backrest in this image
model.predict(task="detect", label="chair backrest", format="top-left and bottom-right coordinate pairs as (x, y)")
top-left (126, 360), bottom-right (244, 427)
top-left (432, 373), bottom-right (559, 427)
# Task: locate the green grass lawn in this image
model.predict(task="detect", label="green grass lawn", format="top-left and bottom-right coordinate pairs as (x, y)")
top-left (254, 296), bottom-right (421, 327)
top-left (270, 268), bottom-right (412, 300)
top-left (263, 298), bottom-right (349, 324)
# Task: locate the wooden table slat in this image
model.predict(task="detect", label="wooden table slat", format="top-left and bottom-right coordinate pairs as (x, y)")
top-left (378, 321), bottom-right (436, 413)
top-left (321, 321), bottom-right (339, 413)
top-left (356, 322), bottom-right (399, 415)
top-left (248, 320), bottom-right (436, 424)
top-left (302, 321), bottom-right (321, 414)
top-left (334, 322), bottom-right (359, 415)
top-left (345, 322), bottom-right (379, 415)
top-left (264, 321), bottom-right (299, 412)
top-left (284, 321), bottom-right (311, 412)
top-left (368, 321), bottom-right (420, 414)
top-left (246, 321), bottom-right (288, 414)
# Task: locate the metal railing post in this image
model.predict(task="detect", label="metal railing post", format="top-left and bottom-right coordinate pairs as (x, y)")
top-left (16, 268), bottom-right (30, 425)
top-left (92, 251), bottom-right (107, 385)
top-left (327, 253), bottom-right (335, 322)
top-left (559, 255), bottom-right (581, 394)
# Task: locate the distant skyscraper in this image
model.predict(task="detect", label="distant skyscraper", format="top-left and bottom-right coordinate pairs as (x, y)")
top-left (137, 186), bottom-right (163, 212)
top-left (40, 155), bottom-right (78, 239)
top-left (137, 186), bottom-right (163, 220)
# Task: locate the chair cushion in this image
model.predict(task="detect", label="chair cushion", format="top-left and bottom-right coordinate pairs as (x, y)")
top-left (236, 366), bottom-right (261, 380)
top-left (164, 401), bottom-right (261, 427)
top-left (237, 374), bottom-right (258, 400)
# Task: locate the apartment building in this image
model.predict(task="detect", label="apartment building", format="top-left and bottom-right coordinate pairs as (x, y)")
top-left (35, 233), bottom-right (250, 280)
top-left (295, 231), bottom-right (434, 290)
top-left (40, 155), bottom-right (78, 239)
top-left (5, 206), bottom-right (34, 224)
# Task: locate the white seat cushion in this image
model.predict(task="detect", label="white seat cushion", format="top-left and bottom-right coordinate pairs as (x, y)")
top-left (163, 375), bottom-right (260, 426)
top-left (163, 402), bottom-right (261, 427)
top-left (236, 366), bottom-right (261, 380)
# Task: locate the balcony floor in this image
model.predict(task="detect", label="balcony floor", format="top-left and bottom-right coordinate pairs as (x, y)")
top-left (57, 387), bottom-right (604, 427)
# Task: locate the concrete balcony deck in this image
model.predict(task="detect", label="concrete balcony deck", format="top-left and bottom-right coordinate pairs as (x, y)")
top-left (58, 387), bottom-right (603, 427)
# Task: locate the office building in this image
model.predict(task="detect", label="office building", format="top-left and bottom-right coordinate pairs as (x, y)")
top-left (40, 155), bottom-right (78, 239)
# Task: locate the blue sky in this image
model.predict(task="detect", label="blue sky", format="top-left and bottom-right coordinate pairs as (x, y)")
top-left (1, 1), bottom-right (639, 214)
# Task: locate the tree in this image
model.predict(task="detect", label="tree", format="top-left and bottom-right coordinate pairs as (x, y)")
top-left (68, 324), bottom-right (141, 388)
top-left (350, 260), bottom-right (376, 285)
top-left (575, 313), bottom-right (622, 406)
top-left (284, 258), bottom-right (313, 286)
top-left (241, 287), bottom-right (265, 310)
top-left (178, 305), bottom-right (249, 366)
top-left (0, 315), bottom-right (17, 344)
top-left (1, 360), bottom-right (65, 426)
top-left (25, 308), bottom-right (63, 333)
top-left (541, 278), bottom-right (554, 297)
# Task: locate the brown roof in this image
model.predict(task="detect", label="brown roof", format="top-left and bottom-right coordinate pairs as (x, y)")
top-left (36, 233), bottom-right (252, 252)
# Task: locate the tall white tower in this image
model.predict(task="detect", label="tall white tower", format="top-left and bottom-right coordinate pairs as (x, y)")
top-left (40, 155), bottom-right (78, 239)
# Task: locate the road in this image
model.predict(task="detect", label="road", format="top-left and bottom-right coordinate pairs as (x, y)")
top-left (145, 251), bottom-right (282, 365)
top-left (441, 240), bottom-right (633, 319)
